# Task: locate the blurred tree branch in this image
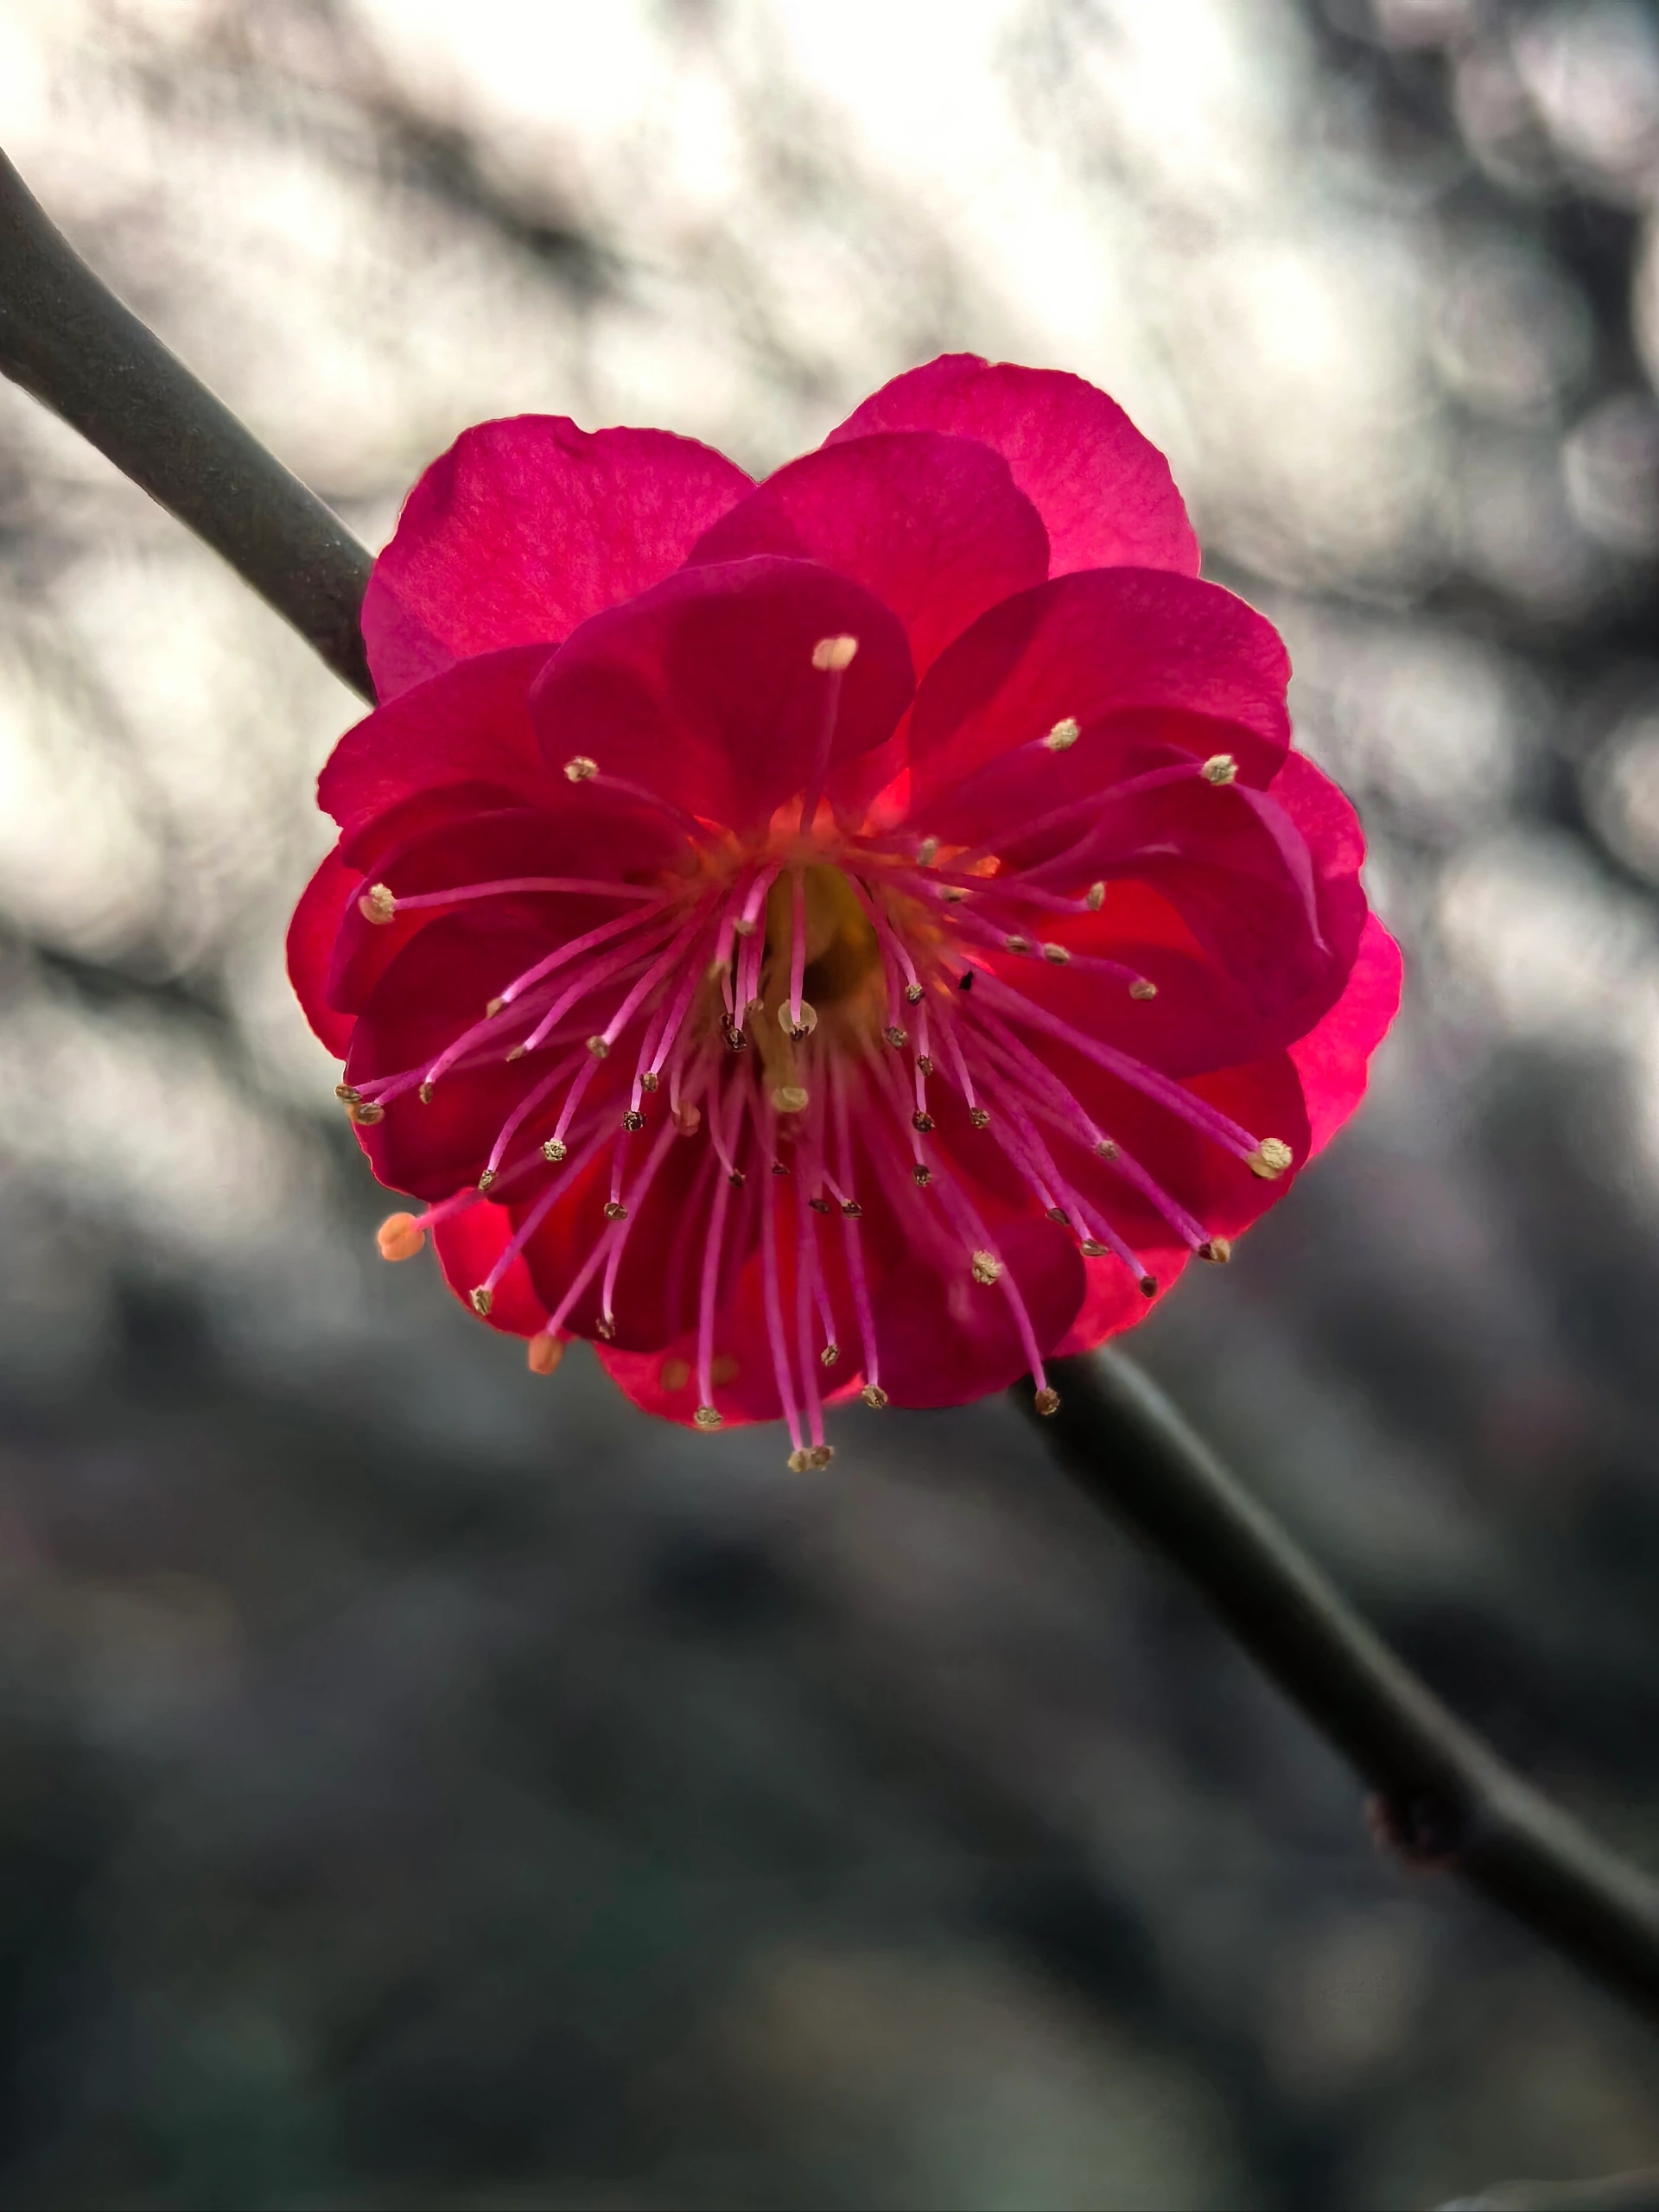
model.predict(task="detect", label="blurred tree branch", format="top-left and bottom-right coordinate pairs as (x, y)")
top-left (0, 144), bottom-right (373, 701)
top-left (1017, 1355), bottom-right (1659, 2028)
top-left (5, 140), bottom-right (1659, 2038)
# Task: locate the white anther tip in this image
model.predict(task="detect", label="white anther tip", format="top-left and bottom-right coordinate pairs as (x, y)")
top-left (811, 634), bottom-right (859, 671)
top-left (1202, 753), bottom-right (1237, 785)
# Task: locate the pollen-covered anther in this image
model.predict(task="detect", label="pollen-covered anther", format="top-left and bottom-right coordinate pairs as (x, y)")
top-left (916, 1056), bottom-right (934, 1077)
top-left (470, 1287), bottom-right (493, 1318)
top-left (809, 1196), bottom-right (833, 1214)
top-left (1198, 1236), bottom-right (1232, 1265)
top-left (1080, 1240), bottom-right (1108, 1258)
top-left (725, 1024), bottom-right (749, 1053)
top-left (912, 1110), bottom-right (935, 1134)
top-left (1139, 1274), bottom-right (1159, 1297)
top-left (882, 1025), bottom-right (907, 1048)
top-left (418, 1081), bottom-right (435, 1104)
top-left (1044, 716), bottom-right (1080, 752)
top-left (969, 1107), bottom-right (991, 1129)
top-left (693, 1404), bottom-right (723, 1431)
top-left (603, 1200), bottom-right (628, 1221)
top-left (477, 1169), bottom-right (497, 1192)
top-left (1248, 1137), bottom-right (1294, 1179)
top-left (486, 995), bottom-right (505, 1018)
top-left (358, 882), bottom-right (397, 925)
top-left (808, 1444), bottom-right (835, 1470)
top-left (772, 1084), bottom-right (810, 1115)
top-left (841, 1199), bottom-right (863, 1218)
top-left (595, 1313), bottom-right (616, 1339)
top-left (1046, 1206), bottom-right (1070, 1224)
top-left (1033, 1386), bottom-right (1062, 1415)
top-left (527, 1334), bottom-right (563, 1377)
top-left (787, 1447), bottom-right (814, 1472)
top-left (779, 1000), bottom-right (818, 1038)
top-left (621, 1109), bottom-right (645, 1133)
top-left (904, 983), bottom-right (925, 1005)
top-left (771, 1161), bottom-right (791, 1178)
top-left (820, 1342), bottom-right (839, 1368)
top-left (916, 837), bottom-right (939, 865)
top-left (1041, 943), bottom-right (1070, 965)
top-left (1005, 934), bottom-right (1033, 955)
top-left (811, 633), bottom-right (860, 671)
top-left (376, 1212), bottom-right (426, 1263)
top-left (542, 1136), bottom-right (568, 1163)
top-left (971, 1249), bottom-right (1002, 1286)
top-left (639, 1071), bottom-right (660, 1092)
top-left (587, 1035), bottom-right (609, 1058)
top-left (912, 1163), bottom-right (932, 1187)
top-left (563, 755), bottom-right (600, 783)
top-left (1085, 882), bottom-right (1105, 911)
top-left (346, 1100), bottom-right (385, 1126)
top-left (861, 1383), bottom-right (888, 1408)
top-left (1202, 753), bottom-right (1237, 785)
top-left (335, 1084), bottom-right (361, 1104)
top-left (1094, 1138), bottom-right (1119, 1160)
top-left (1128, 978), bottom-right (1158, 1001)
top-left (728, 1169), bottom-right (747, 1188)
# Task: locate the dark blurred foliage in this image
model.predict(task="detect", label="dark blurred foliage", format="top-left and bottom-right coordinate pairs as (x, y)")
top-left (0, 1), bottom-right (1658, 2205)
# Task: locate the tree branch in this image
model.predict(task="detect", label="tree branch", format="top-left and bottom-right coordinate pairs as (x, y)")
top-left (1016, 1352), bottom-right (1659, 2026)
top-left (0, 145), bottom-right (374, 701)
top-left (5, 141), bottom-right (1658, 2040)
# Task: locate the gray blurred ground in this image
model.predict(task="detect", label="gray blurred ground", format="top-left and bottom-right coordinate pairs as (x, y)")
top-left (1, 1), bottom-right (1658, 2204)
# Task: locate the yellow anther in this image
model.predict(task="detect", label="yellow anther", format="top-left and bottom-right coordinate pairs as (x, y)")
top-left (1202, 753), bottom-right (1237, 785)
top-left (841, 1199), bottom-right (864, 1218)
top-left (1005, 934), bottom-right (1033, 955)
top-left (772, 1084), bottom-right (810, 1115)
top-left (904, 983), bottom-right (925, 1005)
top-left (882, 1025), bottom-right (908, 1048)
top-left (486, 995), bottom-right (506, 1017)
top-left (1041, 943), bottom-right (1070, 964)
top-left (1044, 717), bottom-right (1081, 752)
top-left (916, 837), bottom-right (939, 866)
top-left (1198, 1236), bottom-right (1232, 1265)
top-left (820, 1342), bottom-right (840, 1368)
top-left (787, 1447), bottom-right (814, 1472)
top-left (376, 1212), bottom-right (426, 1263)
top-left (861, 1383), bottom-right (889, 1408)
top-left (542, 1136), bottom-right (568, 1163)
top-left (693, 1404), bottom-right (723, 1431)
top-left (595, 1313), bottom-right (616, 1339)
top-left (603, 1199), bottom-right (628, 1221)
top-left (779, 1000), bottom-right (818, 1037)
top-left (811, 633), bottom-right (860, 671)
top-left (1094, 1137), bottom-right (1120, 1160)
top-left (969, 1107), bottom-right (991, 1128)
top-left (1033, 1386), bottom-right (1061, 1415)
top-left (912, 1110), bottom-right (935, 1134)
top-left (418, 1080), bottom-right (435, 1104)
top-left (912, 1163), bottom-right (932, 1187)
top-left (917, 1055), bottom-right (935, 1077)
top-left (1128, 978), bottom-right (1158, 1001)
top-left (621, 1109), bottom-right (645, 1133)
top-left (346, 1099), bottom-right (385, 1126)
top-left (527, 1334), bottom-right (563, 1377)
top-left (1248, 1137), bottom-right (1294, 1179)
top-left (1080, 1239), bottom-right (1109, 1258)
top-left (971, 1249), bottom-right (1002, 1286)
top-left (477, 1168), bottom-right (497, 1192)
top-left (809, 1445), bottom-right (836, 1469)
top-left (587, 1035), bottom-right (609, 1058)
top-left (505, 1044), bottom-right (527, 1063)
top-left (358, 883), bottom-right (397, 925)
top-left (470, 1286), bottom-right (493, 1317)
top-left (335, 1084), bottom-right (361, 1104)
top-left (640, 1071), bottom-right (659, 1092)
top-left (563, 755), bottom-right (599, 782)
top-left (1085, 882), bottom-right (1105, 911)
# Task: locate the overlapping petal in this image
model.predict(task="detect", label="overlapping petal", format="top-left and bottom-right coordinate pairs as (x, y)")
top-left (826, 353), bottom-right (1199, 578)
top-left (363, 419), bottom-right (752, 697)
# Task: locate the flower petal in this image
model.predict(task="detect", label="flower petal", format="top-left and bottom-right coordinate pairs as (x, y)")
top-left (362, 419), bottom-right (753, 697)
top-left (826, 354), bottom-right (1198, 578)
top-left (432, 1198), bottom-right (549, 1337)
top-left (1289, 911), bottom-right (1402, 1156)
top-left (685, 432), bottom-right (1049, 676)
top-left (318, 645), bottom-right (558, 840)
top-left (868, 1215), bottom-right (1085, 1408)
top-left (286, 842), bottom-right (359, 1058)
top-left (531, 556), bottom-right (914, 832)
top-left (906, 570), bottom-right (1291, 809)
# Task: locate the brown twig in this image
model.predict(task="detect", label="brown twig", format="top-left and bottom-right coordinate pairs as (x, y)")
top-left (1016, 1352), bottom-right (1659, 2026)
top-left (0, 144), bottom-right (374, 700)
top-left (4, 139), bottom-right (1658, 2043)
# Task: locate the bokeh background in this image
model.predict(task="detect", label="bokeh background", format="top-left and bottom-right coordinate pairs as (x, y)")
top-left (2, 0), bottom-right (1658, 2204)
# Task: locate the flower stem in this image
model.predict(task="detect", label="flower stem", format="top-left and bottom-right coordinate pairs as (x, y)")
top-left (1016, 1351), bottom-right (1659, 2027)
top-left (0, 144), bottom-right (373, 700)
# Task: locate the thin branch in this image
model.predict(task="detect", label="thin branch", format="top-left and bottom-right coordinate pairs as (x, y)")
top-left (1016, 1351), bottom-right (1659, 2026)
top-left (5, 138), bottom-right (1658, 2044)
top-left (0, 145), bottom-right (374, 700)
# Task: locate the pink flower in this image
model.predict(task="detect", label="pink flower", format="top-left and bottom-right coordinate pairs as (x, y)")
top-left (289, 355), bottom-right (1401, 1460)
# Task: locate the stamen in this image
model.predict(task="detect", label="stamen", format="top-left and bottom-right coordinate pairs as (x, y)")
top-left (1248, 1138), bottom-right (1294, 1179)
top-left (527, 1334), bottom-right (563, 1376)
top-left (811, 634), bottom-right (860, 672)
top-left (376, 1212), bottom-right (425, 1262)
top-left (1043, 717), bottom-right (1080, 751)
top-left (971, 1249), bottom-right (1002, 1285)
top-left (563, 757), bottom-right (599, 782)
top-left (1202, 754), bottom-right (1237, 784)
top-left (384, 877), bottom-right (664, 916)
top-left (358, 883), bottom-right (397, 925)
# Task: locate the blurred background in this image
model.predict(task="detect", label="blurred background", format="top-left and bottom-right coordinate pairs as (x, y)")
top-left (1, 0), bottom-right (1657, 2203)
